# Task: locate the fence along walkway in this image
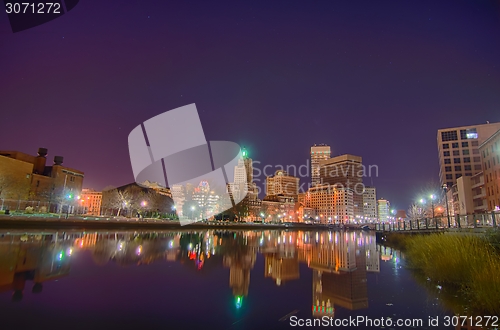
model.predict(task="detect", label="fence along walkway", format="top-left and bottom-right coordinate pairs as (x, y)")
top-left (375, 212), bottom-right (499, 232)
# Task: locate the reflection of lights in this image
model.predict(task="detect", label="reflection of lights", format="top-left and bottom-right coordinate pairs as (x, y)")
top-left (169, 240), bottom-right (174, 248)
top-left (118, 242), bottom-right (124, 251)
top-left (188, 243), bottom-right (193, 250)
top-left (235, 295), bottom-right (243, 309)
top-left (66, 248), bottom-right (73, 256)
top-left (136, 245), bottom-right (142, 256)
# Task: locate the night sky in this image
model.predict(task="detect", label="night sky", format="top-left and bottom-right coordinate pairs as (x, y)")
top-left (1, 1), bottom-right (500, 209)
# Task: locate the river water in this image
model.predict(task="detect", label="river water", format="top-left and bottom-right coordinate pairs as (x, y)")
top-left (0, 229), bottom-right (480, 329)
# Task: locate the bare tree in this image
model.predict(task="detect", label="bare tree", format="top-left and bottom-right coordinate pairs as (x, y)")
top-left (407, 203), bottom-right (427, 221)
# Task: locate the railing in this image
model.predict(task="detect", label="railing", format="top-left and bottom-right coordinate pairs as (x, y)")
top-left (375, 212), bottom-right (499, 232)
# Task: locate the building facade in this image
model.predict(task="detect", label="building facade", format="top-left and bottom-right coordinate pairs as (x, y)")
top-left (80, 188), bottom-right (102, 216)
top-left (302, 185), bottom-right (354, 224)
top-left (0, 148), bottom-right (84, 212)
top-left (319, 154), bottom-right (364, 218)
top-left (437, 122), bottom-right (500, 189)
top-left (362, 186), bottom-right (377, 222)
top-left (265, 170), bottom-right (299, 201)
top-left (480, 129), bottom-right (500, 211)
top-left (310, 144), bottom-right (331, 187)
top-left (377, 199), bottom-right (390, 222)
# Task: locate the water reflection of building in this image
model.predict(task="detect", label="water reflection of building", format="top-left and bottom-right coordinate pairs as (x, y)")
top-left (0, 233), bottom-right (72, 301)
top-left (222, 233), bottom-right (257, 308)
top-left (305, 231), bottom-right (369, 317)
top-left (263, 231), bottom-right (300, 285)
top-left (0, 229), bottom-right (379, 316)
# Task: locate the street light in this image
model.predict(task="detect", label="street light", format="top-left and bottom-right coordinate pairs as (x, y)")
top-left (191, 205), bottom-right (195, 220)
top-left (442, 184), bottom-right (451, 227)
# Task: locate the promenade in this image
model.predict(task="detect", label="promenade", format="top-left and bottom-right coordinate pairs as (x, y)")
top-left (0, 214), bottom-right (371, 231)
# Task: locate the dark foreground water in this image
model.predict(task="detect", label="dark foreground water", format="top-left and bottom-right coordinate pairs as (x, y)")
top-left (0, 229), bottom-right (487, 329)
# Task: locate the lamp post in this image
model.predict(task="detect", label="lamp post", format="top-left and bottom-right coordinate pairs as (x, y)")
top-left (442, 184), bottom-right (451, 228)
top-left (191, 205), bottom-right (195, 220)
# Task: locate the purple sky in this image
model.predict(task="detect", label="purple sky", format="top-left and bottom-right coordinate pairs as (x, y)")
top-left (1, 1), bottom-right (500, 208)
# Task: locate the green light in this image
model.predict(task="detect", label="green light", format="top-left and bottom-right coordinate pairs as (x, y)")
top-left (235, 295), bottom-right (243, 309)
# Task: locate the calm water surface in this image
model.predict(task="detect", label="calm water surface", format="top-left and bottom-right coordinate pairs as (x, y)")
top-left (0, 229), bottom-right (463, 329)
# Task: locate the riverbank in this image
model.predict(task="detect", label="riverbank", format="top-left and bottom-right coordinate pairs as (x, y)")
top-left (383, 231), bottom-right (500, 315)
top-left (0, 215), bottom-right (371, 231)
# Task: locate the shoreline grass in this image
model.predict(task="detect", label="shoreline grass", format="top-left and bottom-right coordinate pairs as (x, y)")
top-left (393, 232), bottom-right (500, 315)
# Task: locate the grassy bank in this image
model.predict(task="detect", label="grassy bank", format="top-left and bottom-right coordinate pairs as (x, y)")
top-left (399, 232), bottom-right (500, 315)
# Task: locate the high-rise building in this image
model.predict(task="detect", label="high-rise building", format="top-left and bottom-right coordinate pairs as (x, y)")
top-left (319, 154), bottom-right (364, 218)
top-left (234, 147), bottom-right (252, 184)
top-left (480, 128), bottom-right (500, 211)
top-left (265, 170), bottom-right (299, 201)
top-left (437, 122), bottom-right (500, 189)
top-left (377, 199), bottom-right (390, 222)
top-left (80, 188), bottom-right (102, 216)
top-left (310, 144), bottom-right (331, 187)
top-left (362, 187), bottom-right (377, 222)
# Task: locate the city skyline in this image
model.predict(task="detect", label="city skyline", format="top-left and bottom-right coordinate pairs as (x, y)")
top-left (1, 1), bottom-right (500, 209)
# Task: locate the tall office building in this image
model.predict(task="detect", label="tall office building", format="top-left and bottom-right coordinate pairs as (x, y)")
top-left (303, 185), bottom-right (354, 224)
top-left (437, 122), bottom-right (500, 189)
top-left (362, 186), bottom-right (377, 222)
top-left (234, 147), bottom-right (253, 184)
top-left (265, 170), bottom-right (300, 201)
top-left (310, 144), bottom-right (331, 187)
top-left (377, 199), bottom-right (390, 222)
top-left (319, 154), bottom-right (364, 219)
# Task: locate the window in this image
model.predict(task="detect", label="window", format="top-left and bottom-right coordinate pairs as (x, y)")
top-left (471, 141), bottom-right (479, 146)
top-left (445, 174), bottom-right (453, 180)
top-left (443, 151), bottom-right (450, 157)
top-left (454, 158), bottom-right (461, 163)
top-left (461, 142), bottom-right (469, 147)
top-left (442, 131), bottom-right (458, 141)
top-left (452, 143), bottom-right (459, 148)
top-left (460, 128), bottom-right (478, 139)
top-left (453, 150), bottom-right (460, 156)
top-left (444, 159), bottom-right (451, 164)
top-left (445, 166), bottom-right (452, 172)
top-left (473, 149), bottom-right (479, 154)
top-left (473, 156), bottom-right (481, 162)
top-left (462, 149), bottom-right (469, 155)
top-left (454, 166), bottom-right (461, 171)
top-left (464, 165), bottom-right (472, 171)
top-left (474, 164), bottom-right (482, 171)
top-left (464, 157), bottom-right (470, 163)
top-left (465, 173), bottom-right (472, 176)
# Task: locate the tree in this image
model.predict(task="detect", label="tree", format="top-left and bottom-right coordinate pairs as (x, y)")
top-left (407, 203), bottom-right (427, 222)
